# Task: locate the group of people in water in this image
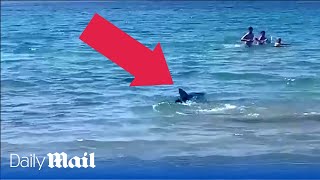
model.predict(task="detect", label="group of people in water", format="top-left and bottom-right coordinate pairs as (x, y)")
top-left (241, 26), bottom-right (288, 47)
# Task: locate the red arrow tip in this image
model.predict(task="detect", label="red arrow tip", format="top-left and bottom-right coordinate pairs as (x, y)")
top-left (130, 43), bottom-right (173, 86)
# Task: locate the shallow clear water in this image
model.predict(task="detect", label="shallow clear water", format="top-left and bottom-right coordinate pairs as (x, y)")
top-left (1, 1), bottom-right (320, 164)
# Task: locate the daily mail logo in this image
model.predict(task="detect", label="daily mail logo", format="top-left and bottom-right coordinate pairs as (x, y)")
top-left (10, 152), bottom-right (95, 170)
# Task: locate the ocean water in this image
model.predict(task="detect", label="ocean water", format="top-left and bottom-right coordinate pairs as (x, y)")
top-left (1, 0), bottom-right (320, 171)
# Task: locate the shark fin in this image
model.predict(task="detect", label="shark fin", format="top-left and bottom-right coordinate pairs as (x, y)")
top-left (178, 88), bottom-right (189, 102)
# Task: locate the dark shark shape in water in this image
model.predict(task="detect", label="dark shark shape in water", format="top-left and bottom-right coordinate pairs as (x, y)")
top-left (175, 88), bottom-right (205, 103)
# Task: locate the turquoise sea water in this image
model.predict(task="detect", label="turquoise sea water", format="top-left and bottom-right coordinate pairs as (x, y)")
top-left (1, 1), bottom-right (320, 166)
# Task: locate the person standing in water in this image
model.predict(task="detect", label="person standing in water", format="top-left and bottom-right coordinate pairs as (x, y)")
top-left (255, 31), bottom-right (269, 45)
top-left (241, 26), bottom-right (254, 47)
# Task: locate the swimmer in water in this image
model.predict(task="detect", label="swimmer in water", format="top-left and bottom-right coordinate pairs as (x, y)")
top-left (241, 26), bottom-right (254, 47)
top-left (274, 38), bottom-right (290, 47)
top-left (255, 31), bottom-right (269, 45)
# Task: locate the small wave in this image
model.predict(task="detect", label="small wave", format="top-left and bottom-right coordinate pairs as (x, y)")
top-left (153, 100), bottom-right (197, 111)
top-left (153, 102), bottom-right (239, 116)
top-left (152, 102), bottom-right (170, 112)
top-left (1, 79), bottom-right (36, 88)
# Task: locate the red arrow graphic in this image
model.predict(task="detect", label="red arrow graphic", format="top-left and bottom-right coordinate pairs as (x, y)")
top-left (79, 13), bottom-right (173, 86)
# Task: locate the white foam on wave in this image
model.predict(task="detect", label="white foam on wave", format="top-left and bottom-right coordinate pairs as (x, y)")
top-left (181, 100), bottom-right (197, 106)
top-left (152, 102), bottom-right (169, 112)
top-left (176, 111), bottom-right (188, 115)
top-left (29, 47), bottom-right (37, 51)
top-left (303, 112), bottom-right (320, 115)
top-left (247, 113), bottom-right (260, 117)
top-left (152, 104), bottom-right (159, 112)
top-left (225, 104), bottom-right (237, 109)
top-left (223, 44), bottom-right (242, 48)
top-left (198, 104), bottom-right (237, 113)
